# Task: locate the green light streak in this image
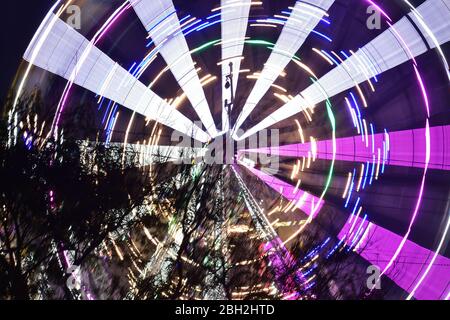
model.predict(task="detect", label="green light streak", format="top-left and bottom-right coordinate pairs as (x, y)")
top-left (191, 39), bottom-right (300, 60)
top-left (190, 39), bottom-right (221, 54)
top-left (309, 77), bottom-right (336, 202)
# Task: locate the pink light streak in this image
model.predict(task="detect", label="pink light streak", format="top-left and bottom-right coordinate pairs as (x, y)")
top-left (376, 120), bottom-right (431, 296)
top-left (366, 0), bottom-right (392, 22)
top-left (413, 64), bottom-right (430, 117)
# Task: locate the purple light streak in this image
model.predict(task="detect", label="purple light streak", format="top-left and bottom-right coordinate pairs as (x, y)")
top-left (241, 125), bottom-right (450, 171)
top-left (242, 165), bottom-right (324, 218)
top-left (338, 214), bottom-right (450, 300)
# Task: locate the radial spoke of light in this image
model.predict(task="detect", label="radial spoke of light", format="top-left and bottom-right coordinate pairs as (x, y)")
top-left (233, 0), bottom-right (335, 133)
top-left (220, 0), bottom-right (252, 131)
top-left (238, 161), bottom-right (324, 218)
top-left (236, 0), bottom-right (450, 141)
top-left (241, 125), bottom-right (450, 171)
top-left (338, 215), bottom-right (450, 300)
top-left (130, 0), bottom-right (218, 137)
top-left (22, 15), bottom-right (209, 143)
top-left (240, 154), bottom-right (450, 300)
top-left (82, 142), bottom-right (207, 166)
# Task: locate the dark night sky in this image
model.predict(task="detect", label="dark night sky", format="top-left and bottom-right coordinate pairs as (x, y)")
top-left (0, 1), bottom-right (55, 103)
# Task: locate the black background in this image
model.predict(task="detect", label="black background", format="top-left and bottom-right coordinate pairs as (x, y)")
top-left (0, 1), bottom-right (55, 103)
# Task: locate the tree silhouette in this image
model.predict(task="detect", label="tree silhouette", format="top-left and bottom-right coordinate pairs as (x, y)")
top-left (0, 92), bottom-right (381, 300)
